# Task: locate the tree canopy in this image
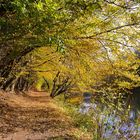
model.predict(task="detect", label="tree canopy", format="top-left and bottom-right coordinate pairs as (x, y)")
top-left (0, 0), bottom-right (140, 96)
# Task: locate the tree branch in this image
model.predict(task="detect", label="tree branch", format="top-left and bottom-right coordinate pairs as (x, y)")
top-left (75, 22), bottom-right (140, 39)
top-left (104, 0), bottom-right (134, 10)
top-left (98, 40), bottom-right (114, 69)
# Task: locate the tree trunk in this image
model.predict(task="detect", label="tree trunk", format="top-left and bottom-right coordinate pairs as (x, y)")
top-left (50, 72), bottom-right (71, 98)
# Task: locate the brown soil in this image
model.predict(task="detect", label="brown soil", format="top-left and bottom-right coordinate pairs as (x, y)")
top-left (0, 91), bottom-right (91, 140)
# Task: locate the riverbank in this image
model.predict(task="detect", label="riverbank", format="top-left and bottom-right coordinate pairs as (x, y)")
top-left (56, 94), bottom-right (140, 140)
top-left (0, 91), bottom-right (91, 140)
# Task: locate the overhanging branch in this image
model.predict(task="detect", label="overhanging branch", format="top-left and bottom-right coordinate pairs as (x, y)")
top-left (75, 22), bottom-right (140, 39)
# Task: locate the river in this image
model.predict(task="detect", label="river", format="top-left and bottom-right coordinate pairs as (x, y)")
top-left (79, 92), bottom-right (140, 139)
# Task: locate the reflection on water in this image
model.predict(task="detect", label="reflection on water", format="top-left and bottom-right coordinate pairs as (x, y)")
top-left (79, 92), bottom-right (140, 139)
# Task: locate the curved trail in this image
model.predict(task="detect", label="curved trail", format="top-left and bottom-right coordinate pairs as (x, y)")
top-left (0, 91), bottom-right (90, 140)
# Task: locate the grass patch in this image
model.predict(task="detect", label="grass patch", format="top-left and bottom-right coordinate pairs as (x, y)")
top-left (55, 95), bottom-right (97, 139)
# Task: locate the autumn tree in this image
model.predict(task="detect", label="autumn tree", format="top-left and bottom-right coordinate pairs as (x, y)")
top-left (0, 0), bottom-right (101, 91)
top-left (0, 0), bottom-right (140, 96)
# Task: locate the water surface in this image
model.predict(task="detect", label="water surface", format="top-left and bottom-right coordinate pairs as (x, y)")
top-left (79, 92), bottom-right (140, 139)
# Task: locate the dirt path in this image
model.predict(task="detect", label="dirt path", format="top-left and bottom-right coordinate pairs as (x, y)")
top-left (0, 91), bottom-right (90, 140)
